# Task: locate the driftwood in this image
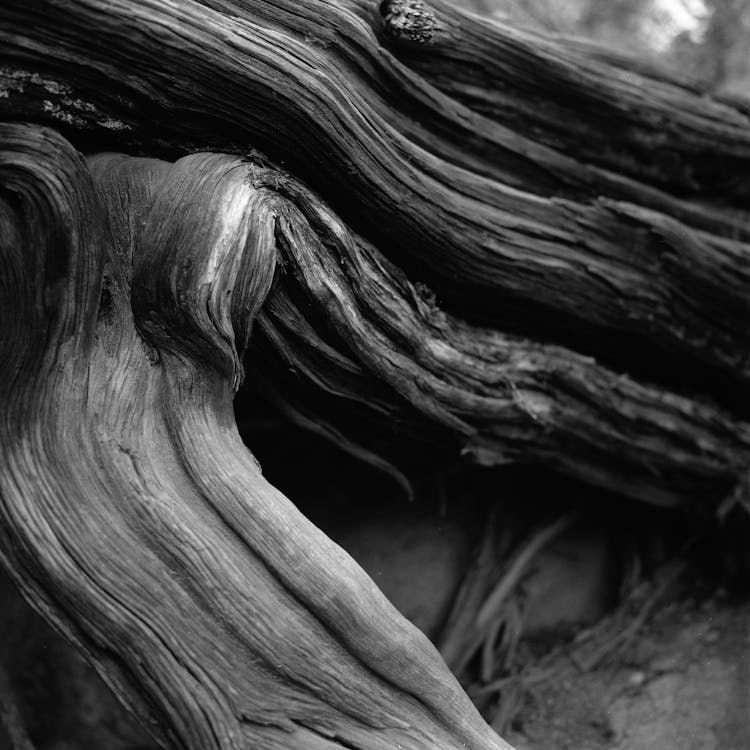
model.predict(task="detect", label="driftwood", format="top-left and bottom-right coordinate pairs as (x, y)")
top-left (1, 1), bottom-right (749, 749)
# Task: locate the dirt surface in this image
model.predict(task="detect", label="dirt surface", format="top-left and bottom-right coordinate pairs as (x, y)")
top-left (505, 597), bottom-right (750, 750)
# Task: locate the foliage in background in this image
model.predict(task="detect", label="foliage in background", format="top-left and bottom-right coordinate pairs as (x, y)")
top-left (457, 0), bottom-right (750, 97)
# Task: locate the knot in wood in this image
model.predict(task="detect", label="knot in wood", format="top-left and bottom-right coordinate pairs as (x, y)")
top-left (380, 0), bottom-right (439, 45)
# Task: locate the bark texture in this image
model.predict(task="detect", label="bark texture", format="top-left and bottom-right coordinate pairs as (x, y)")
top-left (0, 125), bottom-right (510, 750)
top-left (2, 0), bottom-right (750, 392)
top-left (0, 1), bottom-right (749, 749)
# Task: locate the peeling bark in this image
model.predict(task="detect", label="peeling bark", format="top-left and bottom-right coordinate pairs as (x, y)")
top-left (250, 170), bottom-right (750, 507)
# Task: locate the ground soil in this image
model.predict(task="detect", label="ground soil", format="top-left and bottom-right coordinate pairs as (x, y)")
top-left (504, 598), bottom-right (750, 750)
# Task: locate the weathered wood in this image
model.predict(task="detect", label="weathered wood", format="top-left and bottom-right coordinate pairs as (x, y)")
top-left (375, 0), bottom-right (750, 200)
top-left (0, 124), bottom-right (511, 750)
top-left (1, 2), bottom-right (749, 749)
top-left (0, 0), bottom-right (749, 391)
top-left (251, 168), bottom-right (750, 507)
top-left (1, 117), bottom-right (748, 749)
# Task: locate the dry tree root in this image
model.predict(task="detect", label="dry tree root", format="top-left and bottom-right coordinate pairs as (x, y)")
top-left (1, 115), bottom-right (749, 750)
top-left (0, 125), bottom-right (511, 750)
top-left (1, 1), bottom-right (750, 748)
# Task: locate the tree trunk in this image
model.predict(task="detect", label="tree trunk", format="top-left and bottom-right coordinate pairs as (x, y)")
top-left (0, 1), bottom-right (748, 749)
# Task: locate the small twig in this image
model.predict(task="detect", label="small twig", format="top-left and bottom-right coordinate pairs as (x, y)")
top-left (476, 509), bottom-right (580, 630)
top-left (480, 616), bottom-right (505, 684)
top-left (438, 504), bottom-right (505, 669)
top-left (569, 560), bottom-right (685, 672)
top-left (718, 470), bottom-right (750, 519)
top-left (448, 508), bottom-right (580, 678)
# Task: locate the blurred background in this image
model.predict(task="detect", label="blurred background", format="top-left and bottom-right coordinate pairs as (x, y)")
top-left (455, 0), bottom-right (750, 98)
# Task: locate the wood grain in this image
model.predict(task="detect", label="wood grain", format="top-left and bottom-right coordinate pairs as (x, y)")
top-left (1, 3), bottom-right (749, 748)
top-left (0, 124), bottom-right (512, 750)
top-left (0, 0), bottom-right (748, 390)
